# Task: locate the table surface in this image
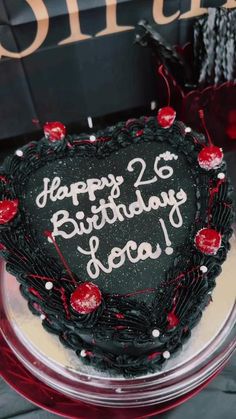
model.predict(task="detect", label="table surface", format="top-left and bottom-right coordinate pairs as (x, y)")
top-left (0, 145), bottom-right (236, 419)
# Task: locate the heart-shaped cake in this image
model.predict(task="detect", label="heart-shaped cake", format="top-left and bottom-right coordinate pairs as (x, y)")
top-left (0, 113), bottom-right (234, 377)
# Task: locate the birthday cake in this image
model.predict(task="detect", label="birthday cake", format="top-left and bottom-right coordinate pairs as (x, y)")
top-left (0, 109), bottom-right (234, 377)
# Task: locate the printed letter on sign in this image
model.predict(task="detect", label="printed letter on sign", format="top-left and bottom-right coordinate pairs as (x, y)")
top-left (0, 0), bottom-right (49, 59)
top-left (59, 0), bottom-right (91, 45)
top-left (97, 0), bottom-right (134, 36)
top-left (223, 0), bottom-right (236, 9)
top-left (153, 0), bottom-right (180, 24)
top-left (180, 0), bottom-right (207, 19)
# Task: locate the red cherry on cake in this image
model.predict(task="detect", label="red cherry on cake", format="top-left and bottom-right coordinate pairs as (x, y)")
top-left (195, 228), bottom-right (222, 255)
top-left (157, 107), bottom-right (176, 129)
top-left (0, 199), bottom-right (18, 224)
top-left (198, 146), bottom-right (223, 170)
top-left (70, 282), bottom-right (102, 314)
top-left (44, 121), bottom-right (66, 142)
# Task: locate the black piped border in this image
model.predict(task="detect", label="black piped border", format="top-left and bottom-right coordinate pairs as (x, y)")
top-left (0, 116), bottom-right (234, 377)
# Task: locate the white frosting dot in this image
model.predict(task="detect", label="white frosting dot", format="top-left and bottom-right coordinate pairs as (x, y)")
top-left (217, 172), bottom-right (225, 180)
top-left (15, 149), bottom-right (23, 157)
top-left (150, 100), bottom-right (157, 110)
top-left (185, 127), bottom-right (192, 133)
top-left (80, 349), bottom-right (87, 358)
top-left (76, 211), bottom-right (85, 220)
top-left (152, 329), bottom-right (160, 338)
top-left (200, 265), bottom-right (208, 273)
top-left (87, 116), bottom-right (93, 129)
top-left (116, 387), bottom-right (122, 393)
top-left (40, 314), bottom-right (46, 320)
top-left (89, 135), bottom-right (96, 142)
top-left (165, 247), bottom-right (173, 255)
top-left (45, 281), bottom-right (53, 290)
top-left (163, 350), bottom-right (171, 359)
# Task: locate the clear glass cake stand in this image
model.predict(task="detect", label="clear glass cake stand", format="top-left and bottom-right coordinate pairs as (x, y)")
top-left (0, 236), bottom-right (235, 408)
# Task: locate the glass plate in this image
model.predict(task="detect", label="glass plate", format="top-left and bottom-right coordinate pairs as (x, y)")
top-left (0, 236), bottom-right (235, 408)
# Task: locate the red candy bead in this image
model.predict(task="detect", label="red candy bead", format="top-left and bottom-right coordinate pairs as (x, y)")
top-left (157, 107), bottom-right (176, 129)
top-left (135, 129), bottom-right (144, 137)
top-left (44, 121), bottom-right (66, 142)
top-left (70, 282), bottom-right (102, 314)
top-left (167, 312), bottom-right (179, 329)
top-left (0, 200), bottom-right (18, 224)
top-left (195, 228), bottom-right (222, 255)
top-left (0, 176), bottom-right (7, 183)
top-left (198, 146), bottom-right (223, 170)
top-left (148, 352), bottom-right (161, 361)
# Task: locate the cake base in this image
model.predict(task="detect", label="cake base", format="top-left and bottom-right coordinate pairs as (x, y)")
top-left (0, 234), bottom-right (236, 407)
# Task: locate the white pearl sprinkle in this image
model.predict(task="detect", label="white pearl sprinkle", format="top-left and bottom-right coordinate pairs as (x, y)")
top-left (87, 116), bottom-right (93, 129)
top-left (163, 350), bottom-right (171, 359)
top-left (152, 329), bottom-right (160, 338)
top-left (150, 100), bottom-right (157, 110)
top-left (200, 265), bottom-right (208, 273)
top-left (185, 127), bottom-right (192, 133)
top-left (89, 135), bottom-right (96, 142)
top-left (80, 349), bottom-right (87, 358)
top-left (15, 149), bottom-right (23, 157)
top-left (165, 247), bottom-right (174, 255)
top-left (217, 173), bottom-right (225, 180)
top-left (40, 314), bottom-right (46, 320)
top-left (45, 281), bottom-right (53, 290)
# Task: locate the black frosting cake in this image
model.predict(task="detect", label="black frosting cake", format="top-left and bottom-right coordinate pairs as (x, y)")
top-left (0, 112), bottom-right (234, 377)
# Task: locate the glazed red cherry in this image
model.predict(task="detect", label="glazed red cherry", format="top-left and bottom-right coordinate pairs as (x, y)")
top-left (198, 146), bottom-right (223, 170)
top-left (195, 228), bottom-right (222, 255)
top-left (0, 200), bottom-right (18, 224)
top-left (44, 121), bottom-right (66, 142)
top-left (70, 282), bottom-right (102, 314)
top-left (157, 107), bottom-right (176, 129)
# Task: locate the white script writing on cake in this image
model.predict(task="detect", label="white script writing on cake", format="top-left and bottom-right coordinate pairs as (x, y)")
top-left (77, 235), bottom-right (162, 279)
top-left (35, 151), bottom-right (188, 279)
top-left (36, 151), bottom-right (178, 208)
top-left (50, 188), bottom-right (187, 239)
top-left (77, 218), bottom-right (173, 279)
top-left (36, 173), bottom-right (124, 207)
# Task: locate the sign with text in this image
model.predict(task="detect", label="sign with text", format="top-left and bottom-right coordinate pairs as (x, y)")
top-left (0, 0), bottom-right (235, 141)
